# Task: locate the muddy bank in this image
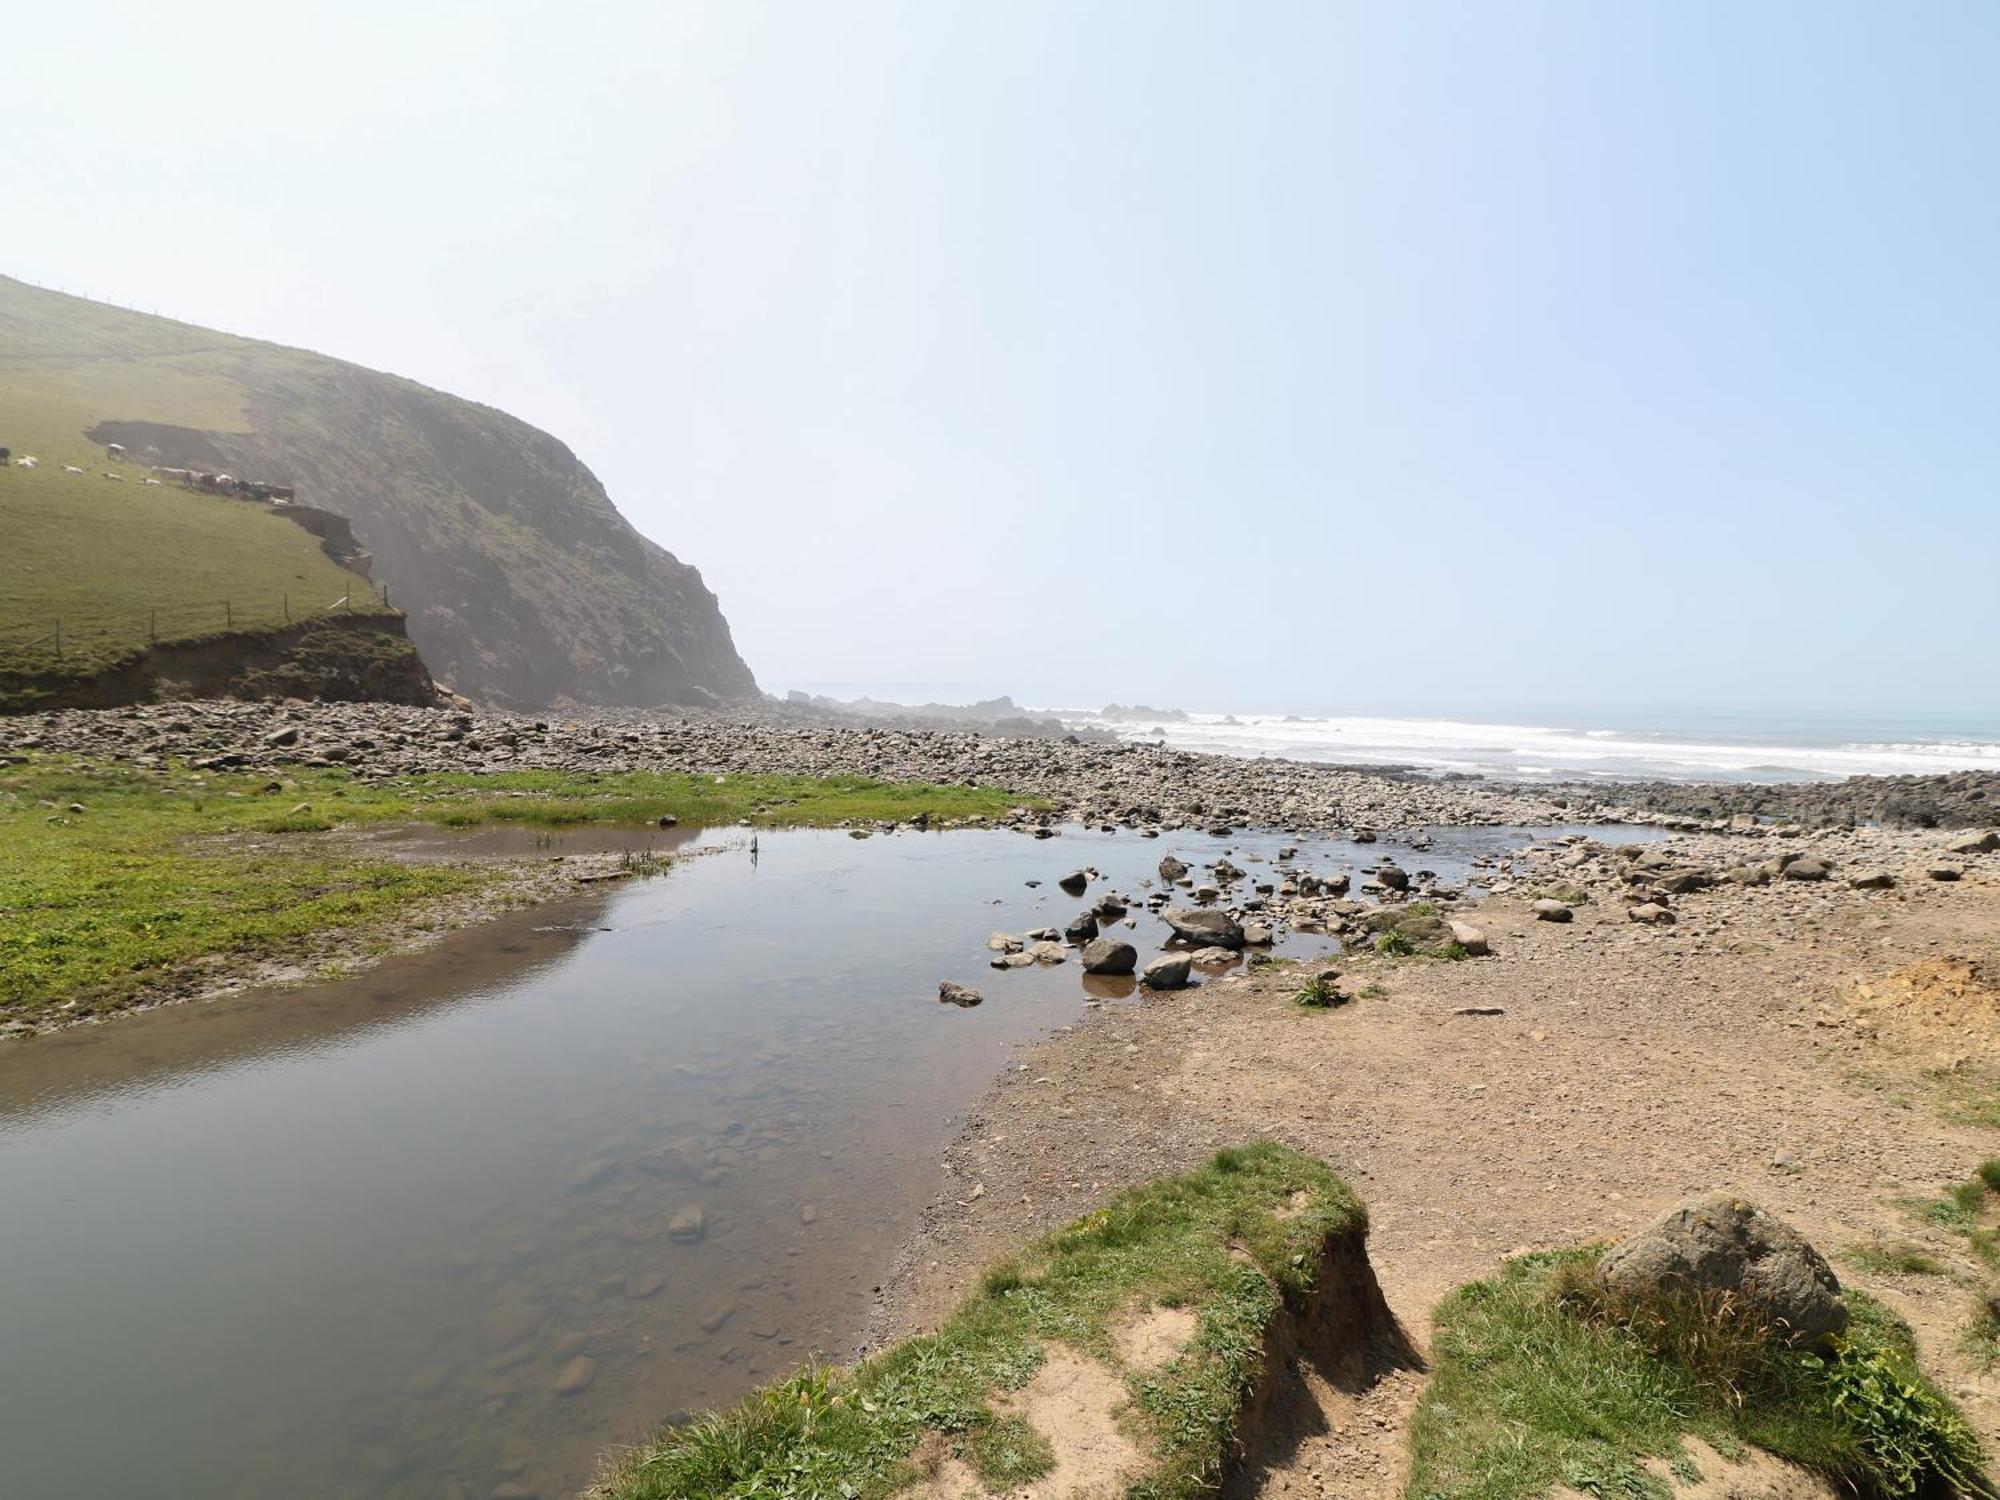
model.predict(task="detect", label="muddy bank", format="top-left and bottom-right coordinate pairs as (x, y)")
top-left (866, 838), bottom-right (2000, 1494)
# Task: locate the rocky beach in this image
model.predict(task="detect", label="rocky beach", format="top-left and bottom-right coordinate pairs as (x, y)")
top-left (6, 702), bottom-right (2000, 1497)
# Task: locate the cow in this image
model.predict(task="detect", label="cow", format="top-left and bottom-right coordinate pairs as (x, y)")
top-left (106, 442), bottom-right (127, 459)
top-left (142, 476), bottom-right (162, 486)
top-left (16, 456), bottom-right (36, 469)
top-left (101, 471), bottom-right (124, 481)
top-left (0, 447), bottom-right (9, 465)
top-left (63, 465), bottom-right (85, 475)
top-left (269, 484), bottom-right (297, 502)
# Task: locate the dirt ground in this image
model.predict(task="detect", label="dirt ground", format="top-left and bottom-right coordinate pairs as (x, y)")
top-left (868, 859), bottom-right (2000, 1495)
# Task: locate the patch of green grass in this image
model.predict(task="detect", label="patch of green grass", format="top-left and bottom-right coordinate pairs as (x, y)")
top-left (1375, 929), bottom-right (1415, 957)
top-left (1979, 1160), bottom-right (2000, 1194)
top-left (594, 1142), bottom-right (1365, 1500)
top-left (1908, 1174), bottom-right (2000, 1270)
top-left (967, 1413), bottom-right (1055, 1486)
top-left (0, 756), bottom-right (1033, 1021)
top-left (1845, 1242), bottom-right (1947, 1277)
top-left (1407, 1251), bottom-right (1983, 1500)
top-left (1966, 1290), bottom-right (2000, 1369)
top-left (1524, 881), bottom-right (1591, 906)
top-left (1358, 982), bottom-right (1389, 1000)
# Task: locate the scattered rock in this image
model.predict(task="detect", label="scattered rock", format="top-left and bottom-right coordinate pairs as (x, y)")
top-left (1447, 920), bottom-right (1489, 956)
top-left (1081, 938), bottom-right (1137, 975)
top-left (1058, 870), bottom-right (1090, 894)
top-left (1628, 903), bottom-right (1675, 926)
top-left (1847, 869), bottom-right (1895, 890)
top-left (1532, 899), bottom-right (1573, 923)
top-left (1597, 1195), bottom-right (1847, 1346)
top-left (1163, 905), bottom-right (1245, 950)
top-left (553, 1355), bottom-right (596, 1395)
top-left (938, 981), bottom-right (983, 1008)
top-left (667, 1204), bottom-right (707, 1243)
top-left (1141, 955), bottom-right (1193, 990)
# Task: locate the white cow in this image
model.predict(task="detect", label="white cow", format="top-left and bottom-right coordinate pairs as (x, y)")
top-left (16, 456), bottom-right (36, 469)
top-left (142, 476), bottom-right (162, 486)
top-left (63, 465), bottom-right (84, 475)
top-left (101, 471), bottom-right (124, 482)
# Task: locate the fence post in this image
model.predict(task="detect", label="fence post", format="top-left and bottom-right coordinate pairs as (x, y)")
top-left (225, 600), bottom-right (232, 629)
top-left (54, 620), bottom-right (62, 660)
top-left (150, 609), bottom-right (157, 644)
top-left (381, 582), bottom-right (390, 608)
top-left (283, 592), bottom-right (290, 622)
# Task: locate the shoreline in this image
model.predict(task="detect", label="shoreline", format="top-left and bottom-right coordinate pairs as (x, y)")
top-left (859, 825), bottom-right (2000, 1492)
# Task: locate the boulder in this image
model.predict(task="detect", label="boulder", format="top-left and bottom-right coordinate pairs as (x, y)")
top-left (1058, 869), bottom-right (1090, 895)
top-left (938, 981), bottom-right (983, 1008)
top-left (1377, 863), bottom-right (1411, 892)
top-left (1926, 864), bottom-right (1964, 882)
top-left (1847, 869), bottom-right (1895, 890)
top-left (1532, 899), bottom-right (1573, 923)
top-left (1597, 1195), bottom-right (1847, 1347)
top-left (1188, 946), bottom-right (1239, 965)
top-left (1064, 912), bottom-right (1100, 944)
top-left (1242, 922), bottom-right (1273, 946)
top-left (1947, 830), bottom-right (1999, 856)
top-left (1025, 941), bottom-right (1069, 965)
top-left (1093, 893), bottom-right (1128, 920)
top-left (1141, 954), bottom-right (1193, 990)
top-left (1163, 905), bottom-right (1245, 950)
top-left (1628, 903), bottom-right (1675, 925)
top-left (1080, 937), bottom-right (1137, 975)
top-left (1447, 920), bottom-right (1489, 956)
top-left (986, 932), bottom-right (1023, 953)
top-left (1781, 857), bottom-right (1832, 882)
top-left (1158, 855), bottom-right (1189, 883)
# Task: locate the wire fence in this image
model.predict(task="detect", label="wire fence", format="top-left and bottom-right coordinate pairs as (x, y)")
top-left (0, 584), bottom-right (396, 671)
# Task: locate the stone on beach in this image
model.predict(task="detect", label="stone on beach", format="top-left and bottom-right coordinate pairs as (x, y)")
top-left (1141, 954), bottom-right (1193, 990)
top-left (1446, 920), bottom-right (1488, 955)
top-left (939, 981), bottom-right (984, 1007)
top-left (1597, 1195), bottom-right (1847, 1347)
top-left (1163, 905), bottom-right (1245, 950)
top-left (667, 1204), bottom-right (707, 1243)
top-left (1080, 937), bottom-right (1137, 975)
top-left (1532, 899), bottom-right (1573, 923)
top-left (1058, 869), bottom-right (1090, 894)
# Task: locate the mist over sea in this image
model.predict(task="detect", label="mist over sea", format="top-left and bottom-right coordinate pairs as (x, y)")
top-left (1055, 710), bottom-right (2000, 785)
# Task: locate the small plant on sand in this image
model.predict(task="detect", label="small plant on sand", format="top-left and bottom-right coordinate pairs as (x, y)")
top-left (1374, 929), bottom-right (1415, 957)
top-left (1966, 1287), bottom-right (2000, 1369)
top-left (1293, 972), bottom-right (1344, 1008)
top-left (1846, 1241), bottom-right (1947, 1277)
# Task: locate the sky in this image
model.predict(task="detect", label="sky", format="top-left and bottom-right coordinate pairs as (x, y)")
top-left (7, 1), bottom-right (1998, 721)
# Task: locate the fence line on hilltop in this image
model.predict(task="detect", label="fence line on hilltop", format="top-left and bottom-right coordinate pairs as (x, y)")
top-left (0, 583), bottom-right (397, 670)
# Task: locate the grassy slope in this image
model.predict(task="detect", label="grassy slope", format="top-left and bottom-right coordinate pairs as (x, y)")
top-left (596, 1142), bottom-right (1365, 1500)
top-left (1407, 1250), bottom-right (1983, 1500)
top-left (0, 275), bottom-right (755, 708)
top-left (0, 311), bottom-right (389, 672)
top-left (0, 757), bottom-right (1030, 1022)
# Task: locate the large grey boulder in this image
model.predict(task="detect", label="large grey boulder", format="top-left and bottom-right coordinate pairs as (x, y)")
top-left (1158, 855), bottom-right (1189, 883)
top-left (1141, 954), bottom-right (1193, 990)
top-left (1947, 830), bottom-right (1998, 856)
top-left (1597, 1196), bottom-right (1847, 1346)
top-left (1163, 905), bottom-right (1245, 950)
top-left (1081, 937), bottom-right (1137, 975)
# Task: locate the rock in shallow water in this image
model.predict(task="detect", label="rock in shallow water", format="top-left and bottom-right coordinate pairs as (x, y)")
top-left (1141, 954), bottom-right (1193, 989)
top-left (1081, 938), bottom-right (1137, 975)
top-left (938, 981), bottom-right (983, 1007)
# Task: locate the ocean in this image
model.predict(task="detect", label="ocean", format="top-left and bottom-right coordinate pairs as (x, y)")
top-left (1053, 710), bottom-right (2000, 784)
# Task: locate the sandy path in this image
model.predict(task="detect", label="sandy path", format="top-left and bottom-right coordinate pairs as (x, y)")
top-left (869, 866), bottom-right (2000, 1492)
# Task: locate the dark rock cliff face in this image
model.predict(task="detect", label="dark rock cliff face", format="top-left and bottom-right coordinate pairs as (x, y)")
top-left (91, 370), bottom-right (757, 709)
top-left (10, 277), bottom-right (758, 710)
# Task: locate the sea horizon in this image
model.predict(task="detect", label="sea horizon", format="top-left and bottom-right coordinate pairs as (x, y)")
top-left (1044, 705), bottom-right (2000, 785)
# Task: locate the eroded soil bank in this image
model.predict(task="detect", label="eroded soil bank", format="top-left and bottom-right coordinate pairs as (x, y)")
top-left (869, 844), bottom-right (2000, 1495)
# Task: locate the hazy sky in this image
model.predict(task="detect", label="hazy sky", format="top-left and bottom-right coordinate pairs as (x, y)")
top-left (9, 2), bottom-right (1998, 719)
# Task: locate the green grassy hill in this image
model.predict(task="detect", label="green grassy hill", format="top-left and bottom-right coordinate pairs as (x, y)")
top-left (0, 276), bottom-right (757, 708)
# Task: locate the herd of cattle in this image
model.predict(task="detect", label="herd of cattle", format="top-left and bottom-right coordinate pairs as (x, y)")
top-left (0, 443), bottom-right (295, 502)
